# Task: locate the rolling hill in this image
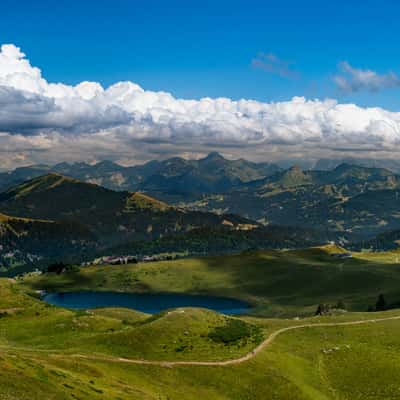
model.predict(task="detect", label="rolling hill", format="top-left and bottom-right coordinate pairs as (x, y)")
top-left (2, 246), bottom-right (400, 399)
top-left (3, 278), bottom-right (400, 399)
top-left (0, 173), bottom-right (257, 245)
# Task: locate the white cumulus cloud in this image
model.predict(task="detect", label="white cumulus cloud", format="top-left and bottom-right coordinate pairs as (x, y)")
top-left (1, 43), bottom-right (400, 167)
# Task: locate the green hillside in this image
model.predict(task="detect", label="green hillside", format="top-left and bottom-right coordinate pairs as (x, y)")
top-left (0, 173), bottom-right (257, 250)
top-left (354, 228), bottom-right (400, 251)
top-left (106, 225), bottom-right (330, 257)
top-left (2, 247), bottom-right (400, 399)
top-left (184, 163), bottom-right (400, 239)
top-left (0, 212), bottom-right (96, 275)
top-left (2, 174), bottom-right (322, 274)
top-left (3, 307), bottom-right (400, 399)
top-left (23, 246), bottom-right (400, 317)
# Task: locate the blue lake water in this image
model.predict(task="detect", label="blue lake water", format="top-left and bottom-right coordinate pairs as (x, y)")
top-left (42, 291), bottom-right (250, 315)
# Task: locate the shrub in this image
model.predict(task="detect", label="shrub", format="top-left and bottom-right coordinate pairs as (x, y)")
top-left (47, 262), bottom-right (79, 274)
top-left (315, 303), bottom-right (331, 315)
top-left (208, 319), bottom-right (261, 344)
top-left (376, 294), bottom-right (386, 311)
top-left (335, 299), bottom-right (346, 310)
top-left (47, 262), bottom-right (67, 274)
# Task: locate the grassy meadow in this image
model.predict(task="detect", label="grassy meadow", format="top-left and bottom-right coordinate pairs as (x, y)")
top-left (2, 246), bottom-right (400, 398)
top-left (22, 245), bottom-right (400, 317)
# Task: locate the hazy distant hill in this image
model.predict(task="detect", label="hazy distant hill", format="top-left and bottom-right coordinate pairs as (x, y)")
top-left (314, 157), bottom-right (400, 173)
top-left (0, 152), bottom-right (281, 194)
top-left (184, 163), bottom-right (400, 240)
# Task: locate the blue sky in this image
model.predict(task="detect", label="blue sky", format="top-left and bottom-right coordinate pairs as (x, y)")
top-left (2, 0), bottom-right (400, 109)
top-left (1, 0), bottom-right (400, 168)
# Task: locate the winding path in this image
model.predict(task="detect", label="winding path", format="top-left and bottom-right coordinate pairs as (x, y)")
top-left (67, 315), bottom-right (400, 367)
top-left (2, 315), bottom-right (400, 367)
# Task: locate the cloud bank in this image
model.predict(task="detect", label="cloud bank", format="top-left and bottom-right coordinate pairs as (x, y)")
top-left (334, 61), bottom-right (400, 93)
top-left (1, 44), bottom-right (400, 168)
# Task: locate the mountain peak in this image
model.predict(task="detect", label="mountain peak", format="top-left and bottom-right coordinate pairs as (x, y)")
top-left (287, 165), bottom-right (303, 173)
top-left (95, 160), bottom-right (121, 168)
top-left (279, 166), bottom-right (312, 187)
top-left (2, 173), bottom-right (80, 199)
top-left (284, 165), bottom-right (307, 178)
top-left (203, 152), bottom-right (225, 161)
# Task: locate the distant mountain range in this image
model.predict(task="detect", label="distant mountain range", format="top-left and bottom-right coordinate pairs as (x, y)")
top-left (313, 157), bottom-right (400, 173)
top-left (0, 152), bottom-right (281, 195)
top-left (2, 153), bottom-right (400, 195)
top-left (2, 153), bottom-right (400, 274)
top-left (185, 163), bottom-right (400, 240)
top-left (0, 172), bottom-right (329, 275)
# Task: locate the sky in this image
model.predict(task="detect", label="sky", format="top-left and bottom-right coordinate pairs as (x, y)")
top-left (1, 0), bottom-right (400, 168)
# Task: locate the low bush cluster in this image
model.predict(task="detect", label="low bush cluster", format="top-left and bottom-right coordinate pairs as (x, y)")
top-left (208, 318), bottom-right (262, 344)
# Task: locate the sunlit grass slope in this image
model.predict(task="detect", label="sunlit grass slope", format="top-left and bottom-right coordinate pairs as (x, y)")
top-left (2, 277), bottom-right (400, 399)
top-left (0, 280), bottom-right (263, 362)
top-left (23, 245), bottom-right (400, 317)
